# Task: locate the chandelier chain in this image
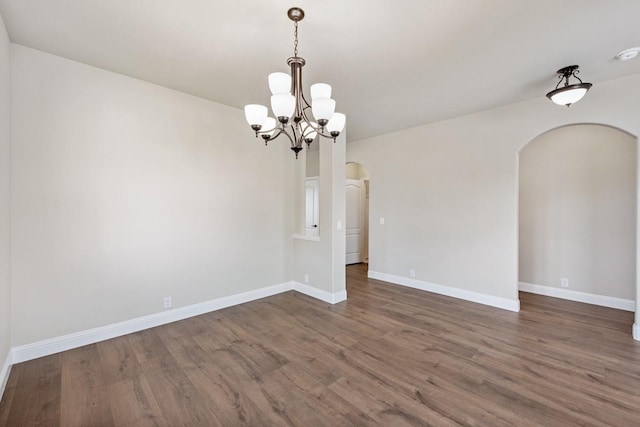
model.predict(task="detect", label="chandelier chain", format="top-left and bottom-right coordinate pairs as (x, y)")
top-left (294, 20), bottom-right (299, 57)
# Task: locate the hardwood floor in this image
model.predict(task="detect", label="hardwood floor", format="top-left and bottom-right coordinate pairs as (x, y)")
top-left (1, 263), bottom-right (640, 426)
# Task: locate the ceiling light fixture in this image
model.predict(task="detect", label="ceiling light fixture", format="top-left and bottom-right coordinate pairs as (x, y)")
top-left (243, 7), bottom-right (346, 158)
top-left (546, 65), bottom-right (592, 107)
top-left (616, 47), bottom-right (640, 61)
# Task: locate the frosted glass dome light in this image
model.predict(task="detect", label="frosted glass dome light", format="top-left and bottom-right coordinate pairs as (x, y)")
top-left (311, 98), bottom-right (336, 125)
top-left (546, 65), bottom-right (592, 107)
top-left (271, 94), bottom-right (296, 120)
top-left (268, 72), bottom-right (291, 95)
top-left (326, 113), bottom-right (346, 135)
top-left (310, 83), bottom-right (332, 100)
top-left (244, 104), bottom-right (268, 130)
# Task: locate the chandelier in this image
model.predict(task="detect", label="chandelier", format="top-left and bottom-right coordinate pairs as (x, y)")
top-left (546, 65), bottom-right (592, 107)
top-left (243, 7), bottom-right (346, 158)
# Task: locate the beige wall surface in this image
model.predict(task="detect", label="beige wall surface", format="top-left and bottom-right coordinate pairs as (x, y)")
top-left (347, 73), bottom-right (640, 304)
top-left (10, 45), bottom-right (296, 346)
top-left (0, 14), bottom-right (11, 370)
top-left (519, 125), bottom-right (636, 300)
top-left (345, 162), bottom-right (369, 180)
top-left (294, 132), bottom-right (346, 295)
top-left (306, 148), bottom-right (319, 177)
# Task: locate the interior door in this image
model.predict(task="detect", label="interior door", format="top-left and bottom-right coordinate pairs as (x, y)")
top-left (346, 179), bottom-right (365, 264)
top-left (305, 177), bottom-right (319, 235)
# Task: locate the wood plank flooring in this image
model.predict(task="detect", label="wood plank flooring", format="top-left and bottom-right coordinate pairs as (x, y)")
top-left (1, 263), bottom-right (640, 426)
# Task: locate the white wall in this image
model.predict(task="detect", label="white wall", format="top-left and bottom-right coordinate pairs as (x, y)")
top-left (10, 45), bottom-right (296, 346)
top-left (306, 148), bottom-right (319, 177)
top-left (519, 125), bottom-right (636, 300)
top-left (0, 13), bottom-right (12, 389)
top-left (293, 133), bottom-right (346, 299)
top-left (347, 73), bottom-right (640, 310)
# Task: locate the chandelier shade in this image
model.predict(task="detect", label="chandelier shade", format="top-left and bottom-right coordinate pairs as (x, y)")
top-left (268, 72), bottom-right (291, 95)
top-left (262, 117), bottom-right (277, 136)
top-left (327, 113), bottom-right (346, 134)
top-left (244, 104), bottom-right (268, 129)
top-left (310, 83), bottom-right (332, 100)
top-left (546, 65), bottom-right (592, 107)
top-left (271, 94), bottom-right (296, 119)
top-left (301, 121), bottom-right (318, 140)
top-left (312, 98), bottom-right (336, 122)
top-left (547, 85), bottom-right (590, 106)
top-left (243, 7), bottom-right (346, 158)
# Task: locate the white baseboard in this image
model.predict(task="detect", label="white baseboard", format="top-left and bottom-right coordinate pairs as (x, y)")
top-left (0, 349), bottom-right (12, 402)
top-left (12, 281), bottom-right (294, 363)
top-left (368, 270), bottom-right (520, 312)
top-left (634, 323), bottom-right (640, 341)
top-left (519, 282), bottom-right (635, 312)
top-left (11, 280), bottom-right (349, 364)
top-left (293, 281), bottom-right (347, 304)
top-left (292, 234), bottom-right (320, 242)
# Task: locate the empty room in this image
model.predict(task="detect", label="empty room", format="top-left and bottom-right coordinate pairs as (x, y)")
top-left (1, 1), bottom-right (640, 425)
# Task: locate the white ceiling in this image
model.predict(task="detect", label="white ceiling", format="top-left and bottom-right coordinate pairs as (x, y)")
top-left (1, 0), bottom-right (639, 141)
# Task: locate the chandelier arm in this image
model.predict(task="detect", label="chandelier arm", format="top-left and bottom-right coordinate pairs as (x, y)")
top-left (300, 92), bottom-right (312, 109)
top-left (265, 128), bottom-right (299, 147)
top-left (299, 108), bottom-right (314, 125)
top-left (299, 114), bottom-right (327, 135)
top-left (268, 121), bottom-right (297, 140)
top-left (292, 123), bottom-right (307, 149)
top-left (315, 130), bottom-right (337, 140)
top-left (297, 111), bottom-right (335, 140)
top-left (572, 70), bottom-right (584, 84)
top-left (256, 126), bottom-right (276, 136)
top-left (275, 127), bottom-right (296, 147)
top-left (294, 89), bottom-right (306, 122)
top-left (261, 128), bottom-right (284, 143)
top-left (294, 58), bottom-right (312, 110)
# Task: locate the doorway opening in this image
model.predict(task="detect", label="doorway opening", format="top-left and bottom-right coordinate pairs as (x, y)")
top-left (345, 162), bottom-right (369, 265)
top-left (517, 124), bottom-right (637, 312)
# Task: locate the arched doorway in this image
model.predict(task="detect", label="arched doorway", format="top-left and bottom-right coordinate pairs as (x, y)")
top-left (517, 124), bottom-right (637, 312)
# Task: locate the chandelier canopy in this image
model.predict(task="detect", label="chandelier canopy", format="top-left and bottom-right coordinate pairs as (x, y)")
top-left (244, 7), bottom-right (346, 158)
top-left (546, 65), bottom-right (592, 107)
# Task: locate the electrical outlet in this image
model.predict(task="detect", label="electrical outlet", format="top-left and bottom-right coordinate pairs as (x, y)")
top-left (409, 269), bottom-right (416, 278)
top-left (379, 217), bottom-right (385, 225)
top-left (164, 296), bottom-right (172, 308)
top-left (304, 274), bottom-right (309, 283)
top-left (561, 278), bottom-right (569, 288)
